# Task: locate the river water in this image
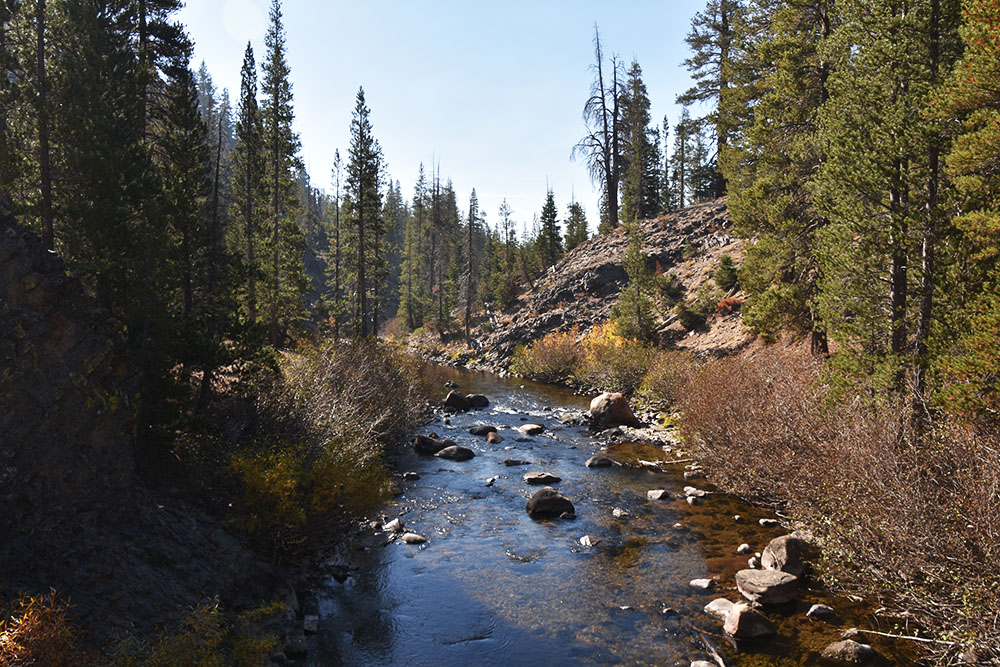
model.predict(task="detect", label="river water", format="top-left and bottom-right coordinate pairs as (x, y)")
top-left (309, 365), bottom-right (908, 666)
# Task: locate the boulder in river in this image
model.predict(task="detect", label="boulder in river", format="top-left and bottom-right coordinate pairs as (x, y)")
top-left (413, 435), bottom-right (447, 455)
top-left (524, 472), bottom-right (561, 485)
top-left (689, 578), bottom-right (715, 590)
top-left (807, 603), bottom-right (835, 620)
top-left (444, 391), bottom-right (471, 411)
top-left (735, 569), bottom-right (800, 605)
top-left (401, 533), bottom-right (427, 544)
top-left (466, 394), bottom-right (490, 409)
top-left (504, 459), bottom-right (530, 466)
top-left (821, 639), bottom-right (878, 662)
top-left (683, 486), bottom-right (708, 498)
top-left (704, 598), bottom-right (735, 620)
top-left (469, 425), bottom-right (497, 436)
top-left (722, 602), bottom-right (777, 639)
top-left (435, 445), bottom-right (475, 461)
top-left (761, 533), bottom-right (813, 577)
top-left (487, 431), bottom-right (504, 444)
top-left (518, 423), bottom-right (545, 435)
top-left (647, 489), bottom-right (670, 501)
top-left (526, 487), bottom-right (575, 519)
top-left (589, 392), bottom-right (641, 428)
top-left (586, 455), bottom-right (614, 468)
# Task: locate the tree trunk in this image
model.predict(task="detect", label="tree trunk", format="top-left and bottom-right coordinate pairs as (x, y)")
top-left (36, 0), bottom-right (54, 251)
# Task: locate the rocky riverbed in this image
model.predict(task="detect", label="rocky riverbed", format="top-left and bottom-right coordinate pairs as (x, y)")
top-left (303, 365), bottom-right (912, 666)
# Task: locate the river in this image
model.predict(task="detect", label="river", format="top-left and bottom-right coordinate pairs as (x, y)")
top-left (307, 365), bottom-right (909, 666)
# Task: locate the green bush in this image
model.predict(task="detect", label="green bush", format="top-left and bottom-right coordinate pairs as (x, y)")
top-left (674, 283), bottom-right (722, 330)
top-left (714, 253), bottom-right (738, 291)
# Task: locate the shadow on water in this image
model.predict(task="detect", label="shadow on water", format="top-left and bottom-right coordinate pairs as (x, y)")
top-left (309, 365), bottom-right (914, 666)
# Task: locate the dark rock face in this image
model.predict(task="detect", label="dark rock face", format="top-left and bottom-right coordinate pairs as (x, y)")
top-left (435, 445), bottom-right (475, 461)
top-left (444, 391), bottom-right (471, 411)
top-left (0, 208), bottom-right (137, 524)
top-left (526, 487), bottom-right (575, 519)
top-left (523, 472), bottom-right (561, 485)
top-left (466, 394), bottom-right (489, 409)
top-left (0, 209), bottom-right (286, 642)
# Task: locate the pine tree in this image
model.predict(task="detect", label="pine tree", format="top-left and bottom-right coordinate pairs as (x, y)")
top-left (620, 59), bottom-right (661, 223)
top-left (343, 87), bottom-right (384, 337)
top-left (573, 26), bottom-right (625, 233)
top-left (671, 108), bottom-right (699, 208)
top-left (496, 199), bottom-right (517, 308)
top-left (261, 0), bottom-right (304, 346)
top-left (679, 0), bottom-right (743, 198)
top-left (230, 43), bottom-right (265, 327)
top-left (564, 200), bottom-right (589, 252)
top-left (398, 165), bottom-right (429, 330)
top-left (464, 188), bottom-right (480, 344)
top-left (721, 0), bottom-right (836, 350)
top-left (612, 222), bottom-right (656, 340)
top-left (537, 188), bottom-right (562, 268)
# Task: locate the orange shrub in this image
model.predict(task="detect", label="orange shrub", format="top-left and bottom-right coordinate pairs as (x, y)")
top-left (573, 322), bottom-right (656, 394)
top-left (0, 591), bottom-right (91, 666)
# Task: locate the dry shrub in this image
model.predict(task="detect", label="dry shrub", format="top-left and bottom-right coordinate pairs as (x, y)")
top-left (714, 296), bottom-right (744, 315)
top-left (510, 326), bottom-right (581, 383)
top-left (231, 339), bottom-right (425, 555)
top-left (679, 346), bottom-right (1000, 660)
top-left (636, 349), bottom-right (697, 407)
top-left (0, 591), bottom-right (91, 665)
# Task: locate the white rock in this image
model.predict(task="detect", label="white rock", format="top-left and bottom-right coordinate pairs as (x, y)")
top-left (704, 597), bottom-right (735, 620)
top-left (683, 486), bottom-right (707, 497)
top-left (647, 489), bottom-right (670, 501)
top-left (580, 535), bottom-right (600, 547)
top-left (401, 532), bottom-right (426, 544)
top-left (759, 518), bottom-right (780, 527)
top-left (612, 508), bottom-right (630, 519)
top-left (689, 578), bottom-right (715, 590)
top-left (737, 543), bottom-right (752, 555)
top-left (686, 496), bottom-right (699, 505)
top-left (382, 518), bottom-right (403, 533)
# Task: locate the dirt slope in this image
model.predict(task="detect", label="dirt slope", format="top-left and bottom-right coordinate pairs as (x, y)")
top-left (468, 198), bottom-right (754, 371)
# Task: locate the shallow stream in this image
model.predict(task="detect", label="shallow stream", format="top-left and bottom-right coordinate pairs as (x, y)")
top-left (309, 365), bottom-right (910, 666)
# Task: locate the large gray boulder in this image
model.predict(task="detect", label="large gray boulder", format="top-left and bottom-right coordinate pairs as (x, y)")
top-left (735, 569), bottom-right (800, 605)
top-left (466, 394), bottom-right (490, 409)
top-left (761, 533), bottom-right (812, 577)
top-left (722, 602), bottom-right (777, 639)
top-left (526, 487), bottom-right (575, 519)
top-left (589, 392), bottom-right (641, 427)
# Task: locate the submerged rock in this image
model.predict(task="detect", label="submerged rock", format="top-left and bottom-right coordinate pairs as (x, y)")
top-left (523, 472), bottom-right (561, 485)
top-left (821, 639), bottom-right (878, 662)
top-left (807, 603), bottom-right (835, 620)
top-left (735, 569), bottom-right (800, 605)
top-left (469, 425), bottom-right (497, 436)
top-left (589, 392), bottom-right (641, 428)
top-left (504, 459), bottom-right (531, 466)
top-left (486, 431), bottom-right (504, 444)
top-left (518, 423), bottom-right (545, 435)
top-left (526, 487), bottom-right (575, 519)
top-left (585, 455), bottom-right (614, 468)
top-left (435, 445), bottom-right (475, 461)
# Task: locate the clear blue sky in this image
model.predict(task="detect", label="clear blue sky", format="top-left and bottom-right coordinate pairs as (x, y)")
top-left (178, 0), bottom-right (705, 236)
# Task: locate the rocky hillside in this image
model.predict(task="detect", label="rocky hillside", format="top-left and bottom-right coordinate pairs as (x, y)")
top-left (469, 198), bottom-right (754, 370)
